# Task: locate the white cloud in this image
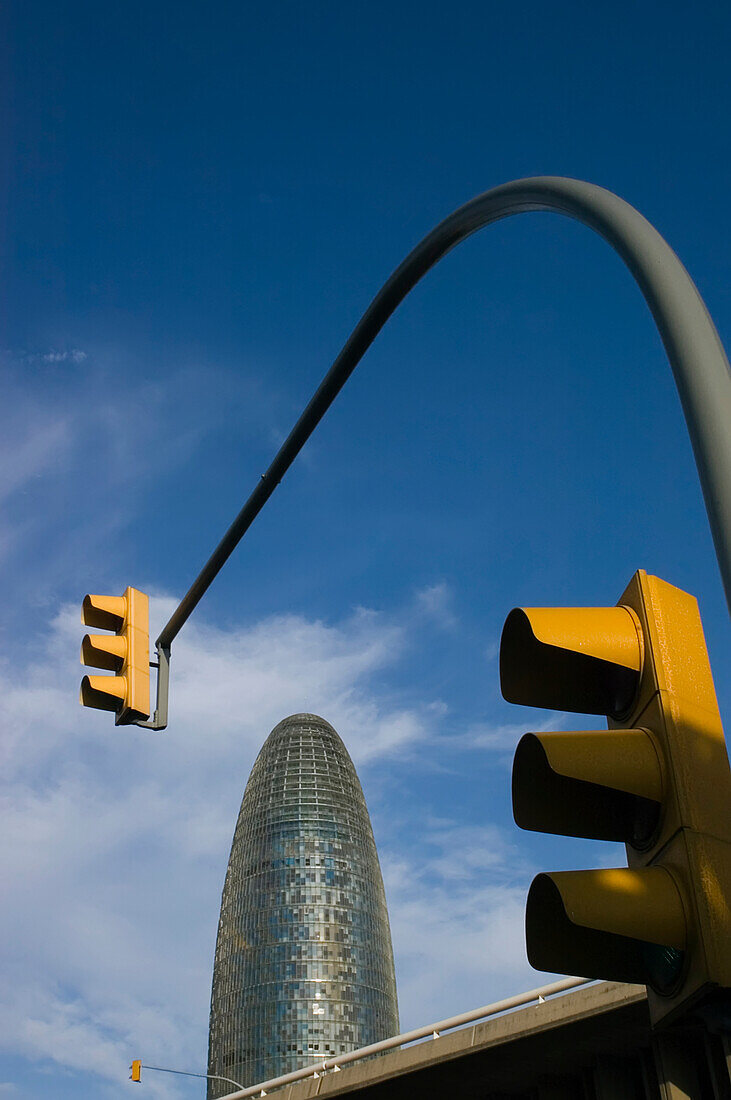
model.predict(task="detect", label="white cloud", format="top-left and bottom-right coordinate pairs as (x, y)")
top-left (454, 717), bottom-right (563, 753)
top-left (413, 582), bottom-right (457, 630)
top-left (0, 350), bottom-right (292, 600)
top-left (0, 585), bottom-right (550, 1095)
top-left (382, 820), bottom-right (537, 1026)
top-left (0, 412), bottom-right (71, 507)
top-left (2, 596), bottom-right (483, 1095)
top-left (41, 349), bottom-right (87, 363)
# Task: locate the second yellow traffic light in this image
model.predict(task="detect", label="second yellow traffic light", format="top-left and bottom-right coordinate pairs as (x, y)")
top-left (500, 570), bottom-right (731, 1025)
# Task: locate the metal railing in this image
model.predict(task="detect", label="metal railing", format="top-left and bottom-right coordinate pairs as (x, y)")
top-left (217, 976), bottom-right (592, 1099)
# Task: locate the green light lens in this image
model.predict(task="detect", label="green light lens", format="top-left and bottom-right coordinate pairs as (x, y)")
top-left (644, 944), bottom-right (685, 994)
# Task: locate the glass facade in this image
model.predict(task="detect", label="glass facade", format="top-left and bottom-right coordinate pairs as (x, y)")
top-left (207, 714), bottom-right (399, 1096)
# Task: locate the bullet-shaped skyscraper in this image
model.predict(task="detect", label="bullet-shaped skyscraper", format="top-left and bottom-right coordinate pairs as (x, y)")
top-left (207, 714), bottom-right (399, 1095)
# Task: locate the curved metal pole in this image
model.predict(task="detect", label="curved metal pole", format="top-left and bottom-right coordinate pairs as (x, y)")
top-left (158, 176), bottom-right (731, 652)
top-left (138, 1063), bottom-right (244, 1090)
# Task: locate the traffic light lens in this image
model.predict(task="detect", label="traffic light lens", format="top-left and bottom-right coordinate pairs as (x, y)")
top-left (643, 943), bottom-right (685, 995)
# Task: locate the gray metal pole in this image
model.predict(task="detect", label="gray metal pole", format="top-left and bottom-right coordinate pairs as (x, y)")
top-left (157, 176), bottom-right (731, 651)
top-left (138, 1064), bottom-right (244, 1089)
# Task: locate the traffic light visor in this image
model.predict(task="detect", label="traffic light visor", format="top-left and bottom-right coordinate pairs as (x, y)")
top-left (513, 729), bottom-right (663, 845)
top-left (81, 633), bottom-right (126, 671)
top-left (500, 605), bottom-right (642, 716)
top-left (527, 867), bottom-right (687, 992)
top-left (80, 674), bottom-right (127, 711)
top-left (82, 594), bottom-right (126, 631)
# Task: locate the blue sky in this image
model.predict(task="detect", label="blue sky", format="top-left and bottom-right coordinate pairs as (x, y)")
top-left (3, 2), bottom-right (731, 1097)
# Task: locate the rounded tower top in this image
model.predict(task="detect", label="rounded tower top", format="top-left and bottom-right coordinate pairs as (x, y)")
top-left (261, 712), bottom-right (346, 746)
top-left (242, 712), bottom-right (368, 838)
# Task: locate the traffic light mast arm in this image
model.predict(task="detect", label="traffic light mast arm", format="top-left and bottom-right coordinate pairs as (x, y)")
top-left (130, 1062), bottom-right (244, 1089)
top-left (142, 177), bottom-right (731, 728)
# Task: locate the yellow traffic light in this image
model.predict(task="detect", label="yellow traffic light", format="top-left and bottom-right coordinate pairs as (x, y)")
top-left (130, 1059), bottom-right (141, 1082)
top-left (80, 587), bottom-right (150, 724)
top-left (501, 570), bottom-right (731, 1026)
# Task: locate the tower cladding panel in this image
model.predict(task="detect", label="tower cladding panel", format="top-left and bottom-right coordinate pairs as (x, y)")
top-left (207, 714), bottom-right (399, 1095)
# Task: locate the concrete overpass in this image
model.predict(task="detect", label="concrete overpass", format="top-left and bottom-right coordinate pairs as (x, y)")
top-left (223, 981), bottom-right (731, 1100)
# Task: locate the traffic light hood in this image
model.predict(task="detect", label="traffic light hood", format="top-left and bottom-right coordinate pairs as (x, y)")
top-left (527, 868), bottom-right (687, 992)
top-left (81, 593), bottom-right (126, 632)
top-left (500, 605), bottom-right (642, 716)
top-left (513, 729), bottom-right (663, 845)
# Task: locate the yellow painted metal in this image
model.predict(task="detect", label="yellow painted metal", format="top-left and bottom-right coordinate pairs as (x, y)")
top-left (123, 587), bottom-right (149, 723)
top-left (80, 633), bottom-right (127, 671)
top-left (526, 606), bottom-right (643, 670)
top-left (512, 727), bottom-right (664, 843)
top-left (503, 569), bottom-right (731, 1025)
top-left (130, 1060), bottom-right (141, 1082)
top-left (81, 593), bottom-right (126, 631)
top-left (549, 867), bottom-right (687, 949)
top-left (80, 674), bottom-right (127, 711)
top-left (80, 587), bottom-right (149, 724)
top-left (618, 571), bottom-right (730, 843)
top-left (526, 865), bottom-right (688, 988)
top-left (500, 604), bottom-right (643, 716)
top-left (533, 728), bottom-right (663, 801)
top-left (683, 831), bottom-right (731, 989)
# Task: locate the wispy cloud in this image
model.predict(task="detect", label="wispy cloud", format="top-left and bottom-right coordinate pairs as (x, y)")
top-left (0, 348), bottom-right (296, 599)
top-left (453, 716), bottom-right (563, 754)
top-left (0, 596), bottom-right (467, 1094)
top-left (382, 819), bottom-right (537, 1025)
top-left (0, 411), bottom-right (72, 506)
top-left (41, 349), bottom-right (88, 364)
top-left (413, 582), bottom-right (457, 630)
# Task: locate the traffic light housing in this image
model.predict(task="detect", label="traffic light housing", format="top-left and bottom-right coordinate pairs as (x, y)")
top-left (500, 570), bottom-right (731, 1026)
top-left (130, 1060), bottom-right (141, 1082)
top-left (80, 587), bottom-right (150, 724)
